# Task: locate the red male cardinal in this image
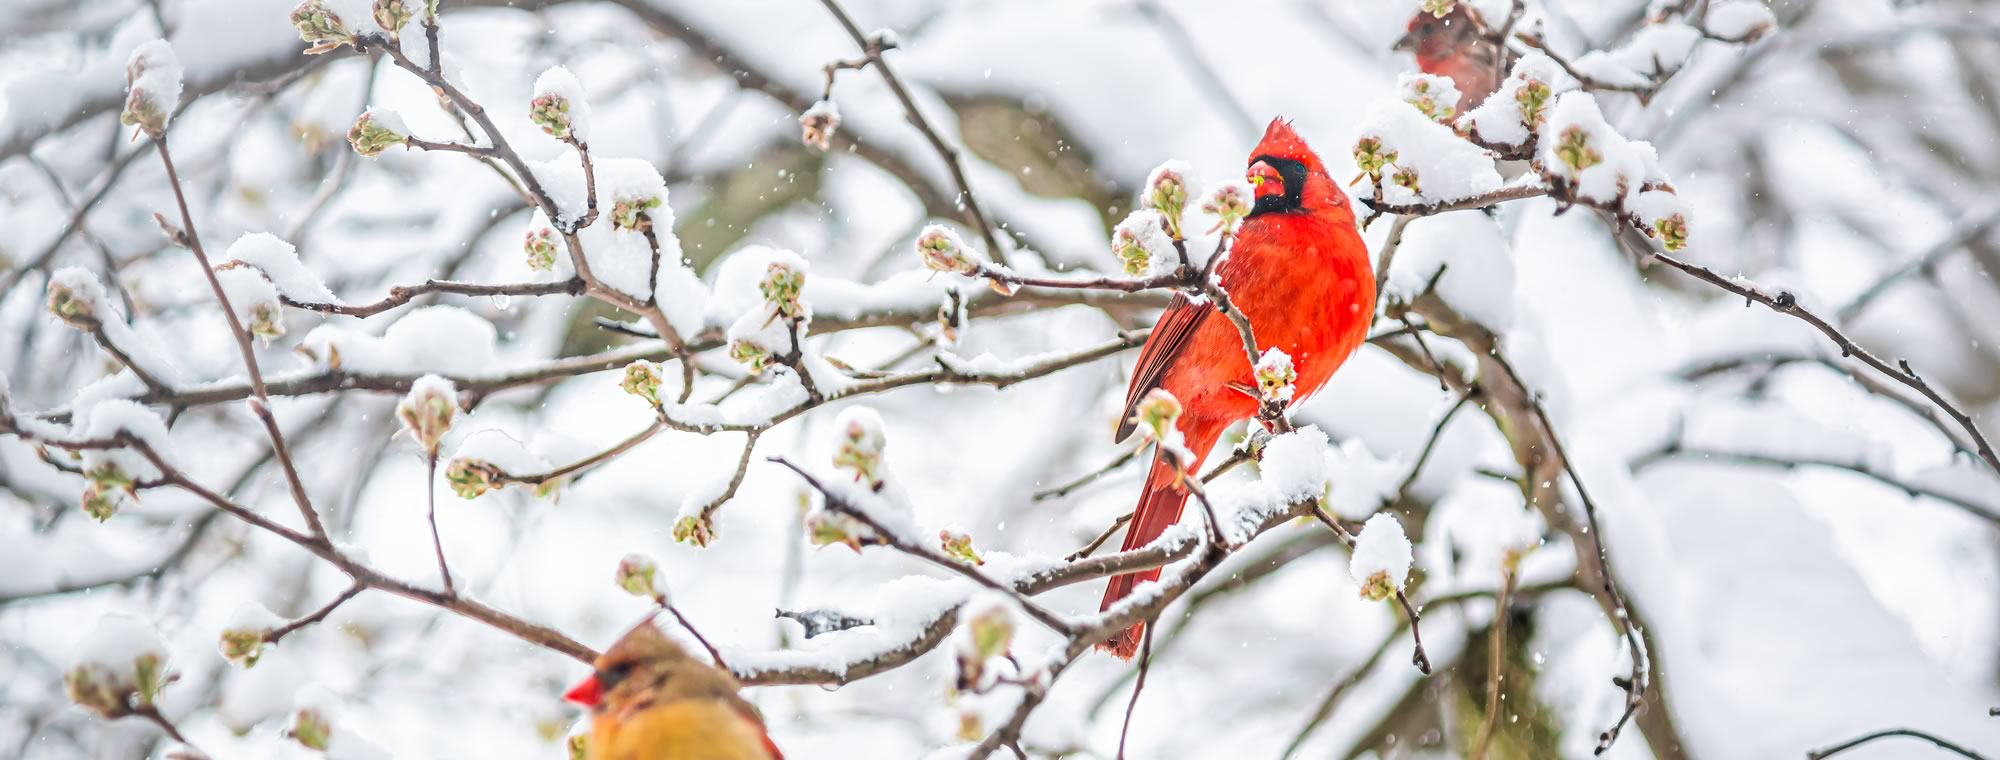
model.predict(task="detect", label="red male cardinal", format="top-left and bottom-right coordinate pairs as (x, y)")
top-left (565, 621), bottom-right (784, 759)
top-left (1395, 5), bottom-right (1509, 110)
top-left (1097, 118), bottom-right (1375, 658)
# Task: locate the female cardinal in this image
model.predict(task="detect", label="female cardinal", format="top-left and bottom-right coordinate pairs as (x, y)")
top-left (564, 621), bottom-right (784, 759)
top-left (1395, 5), bottom-right (1507, 110)
top-left (1097, 118), bottom-right (1374, 658)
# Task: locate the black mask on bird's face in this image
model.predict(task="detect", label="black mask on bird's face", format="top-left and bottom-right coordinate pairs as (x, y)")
top-left (1246, 155), bottom-right (1308, 217)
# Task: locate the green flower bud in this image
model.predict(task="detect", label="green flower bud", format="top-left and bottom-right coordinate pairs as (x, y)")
top-left (916, 225), bottom-right (978, 275)
top-left (940, 529), bottom-right (982, 566)
top-left (346, 111), bottom-right (407, 158)
top-left (615, 554), bottom-right (659, 597)
top-left (372, 0), bottom-right (413, 37)
top-left (620, 361), bottom-right (664, 406)
top-left (524, 227), bottom-right (559, 272)
top-left (528, 93), bottom-right (573, 140)
top-left (1132, 389), bottom-right (1182, 444)
top-left (444, 458), bottom-right (501, 499)
top-left (1555, 126), bottom-right (1602, 173)
top-left (759, 261), bottom-right (807, 321)
top-left (287, 707), bottom-right (332, 751)
top-left (672, 515), bottom-right (715, 548)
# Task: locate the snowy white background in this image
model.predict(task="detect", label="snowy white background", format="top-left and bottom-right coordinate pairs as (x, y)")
top-left (2, 0), bottom-right (1999, 758)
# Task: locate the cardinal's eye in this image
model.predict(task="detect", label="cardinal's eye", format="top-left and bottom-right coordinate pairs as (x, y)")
top-left (597, 662), bottom-right (635, 691)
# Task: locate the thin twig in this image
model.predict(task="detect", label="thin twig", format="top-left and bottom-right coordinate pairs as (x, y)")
top-left (265, 583), bottom-right (367, 644)
top-left (657, 597), bottom-right (729, 671)
top-left (770, 457), bottom-right (1078, 637)
top-left (426, 454), bottom-right (455, 596)
top-left (1396, 391), bottom-right (1473, 499)
top-left (132, 705), bottom-right (193, 748)
top-left (1067, 512), bottom-right (1133, 561)
top-left (814, 0), bottom-right (1012, 266)
top-left (154, 138), bottom-right (328, 539)
top-left (1646, 249), bottom-right (2000, 475)
top-left (1035, 447), bottom-right (1143, 502)
top-left (1805, 728), bottom-right (1987, 760)
top-left (1468, 557), bottom-right (1519, 760)
top-left (1835, 203), bottom-right (2000, 321)
top-left (281, 277), bottom-right (584, 318)
top-left (1115, 621), bottom-right (1156, 760)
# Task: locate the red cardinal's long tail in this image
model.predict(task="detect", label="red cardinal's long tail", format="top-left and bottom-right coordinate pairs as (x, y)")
top-left (1097, 419), bottom-right (1226, 659)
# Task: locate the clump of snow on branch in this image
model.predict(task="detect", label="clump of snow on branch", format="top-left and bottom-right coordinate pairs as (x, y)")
top-left (214, 265), bottom-right (285, 343)
top-left (297, 305), bottom-right (498, 375)
top-left (120, 40), bottom-right (182, 139)
top-left (1350, 513), bottom-right (1413, 601)
top-left (1457, 53), bottom-right (1563, 149)
top-left (1397, 72), bottom-right (1461, 123)
top-left (65, 613), bottom-right (170, 718)
top-left (1703, 1), bottom-right (1778, 42)
top-left (529, 154), bottom-right (682, 301)
top-left (1540, 91), bottom-right (1644, 206)
top-left (1354, 99), bottom-right (1504, 206)
top-left (1536, 91), bottom-right (1693, 249)
top-left (658, 370), bottom-right (809, 431)
top-left (1260, 426), bottom-right (1331, 503)
top-left (1255, 426), bottom-right (1402, 522)
top-left (1384, 210), bottom-right (1515, 330)
top-left (529, 65), bottom-right (592, 142)
top-left (73, 400), bottom-right (173, 521)
top-left (733, 576), bottom-right (965, 682)
top-left (221, 232), bottom-right (340, 304)
top-left (1570, 21), bottom-right (1701, 89)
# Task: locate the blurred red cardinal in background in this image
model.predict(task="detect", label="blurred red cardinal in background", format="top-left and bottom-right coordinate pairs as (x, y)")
top-left (565, 622), bottom-right (784, 759)
top-left (1396, 5), bottom-right (1508, 109)
top-left (1097, 119), bottom-right (1374, 658)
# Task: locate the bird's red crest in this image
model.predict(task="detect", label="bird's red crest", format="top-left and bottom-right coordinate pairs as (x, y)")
top-left (1250, 118), bottom-right (1326, 178)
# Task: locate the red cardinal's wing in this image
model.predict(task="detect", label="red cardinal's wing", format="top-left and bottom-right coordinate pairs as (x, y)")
top-left (1115, 292), bottom-right (1214, 442)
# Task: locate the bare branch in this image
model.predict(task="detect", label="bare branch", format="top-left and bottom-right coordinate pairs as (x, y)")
top-left (814, 0), bottom-right (1013, 266)
top-left (1806, 728), bottom-right (1987, 760)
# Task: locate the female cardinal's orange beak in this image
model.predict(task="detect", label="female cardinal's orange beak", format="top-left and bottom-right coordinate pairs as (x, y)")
top-left (564, 674), bottom-right (603, 708)
top-left (1247, 160), bottom-right (1284, 200)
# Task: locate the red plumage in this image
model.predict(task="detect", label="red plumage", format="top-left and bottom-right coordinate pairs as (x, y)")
top-left (1402, 7), bottom-right (1507, 109)
top-left (1097, 119), bottom-right (1375, 658)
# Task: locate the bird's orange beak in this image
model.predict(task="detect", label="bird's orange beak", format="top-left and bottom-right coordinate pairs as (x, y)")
top-left (1247, 161), bottom-right (1284, 201)
top-left (564, 674), bottom-right (603, 708)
